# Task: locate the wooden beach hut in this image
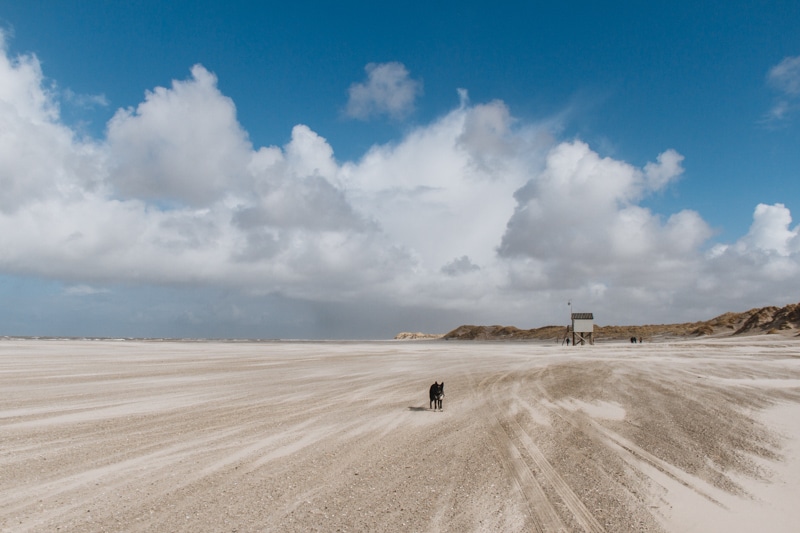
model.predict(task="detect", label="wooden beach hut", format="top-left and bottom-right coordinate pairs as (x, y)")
top-left (571, 312), bottom-right (594, 345)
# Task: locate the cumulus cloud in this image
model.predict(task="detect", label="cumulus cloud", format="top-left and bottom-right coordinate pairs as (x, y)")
top-left (0, 31), bottom-right (57, 122)
top-left (767, 55), bottom-right (800, 120)
top-left (734, 203), bottom-right (799, 257)
top-left (345, 62), bottom-right (422, 120)
top-left (0, 33), bottom-right (104, 212)
top-left (106, 65), bottom-right (252, 206)
top-left (1, 35), bottom-right (799, 335)
top-left (696, 204), bottom-right (800, 312)
top-left (0, 47), bottom-right (405, 299)
top-left (644, 149), bottom-right (684, 190)
top-left (498, 140), bottom-right (710, 298)
top-left (339, 95), bottom-right (550, 278)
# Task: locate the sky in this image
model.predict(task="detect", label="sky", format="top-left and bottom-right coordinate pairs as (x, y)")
top-left (0, 1), bottom-right (799, 339)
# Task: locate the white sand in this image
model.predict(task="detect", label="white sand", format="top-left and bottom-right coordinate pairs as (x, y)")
top-left (1, 336), bottom-right (799, 532)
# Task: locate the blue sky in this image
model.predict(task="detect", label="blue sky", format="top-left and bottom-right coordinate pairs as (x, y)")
top-left (0, 1), bottom-right (799, 338)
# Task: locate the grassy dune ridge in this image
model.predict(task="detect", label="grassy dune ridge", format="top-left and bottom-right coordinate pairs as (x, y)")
top-left (435, 303), bottom-right (800, 341)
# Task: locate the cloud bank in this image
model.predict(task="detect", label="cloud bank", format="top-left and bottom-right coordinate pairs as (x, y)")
top-left (1, 35), bottom-right (798, 337)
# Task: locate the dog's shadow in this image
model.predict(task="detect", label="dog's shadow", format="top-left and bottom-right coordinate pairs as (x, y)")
top-left (407, 406), bottom-right (429, 412)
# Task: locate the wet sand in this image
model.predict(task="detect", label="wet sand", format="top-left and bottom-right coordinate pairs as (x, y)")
top-left (2, 337), bottom-right (800, 532)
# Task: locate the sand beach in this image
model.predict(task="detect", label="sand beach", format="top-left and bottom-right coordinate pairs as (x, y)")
top-left (2, 336), bottom-right (800, 532)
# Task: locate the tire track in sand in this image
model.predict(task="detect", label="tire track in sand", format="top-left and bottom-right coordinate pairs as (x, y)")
top-left (469, 369), bottom-right (572, 532)
top-left (525, 370), bottom-right (725, 508)
top-left (486, 371), bottom-right (606, 533)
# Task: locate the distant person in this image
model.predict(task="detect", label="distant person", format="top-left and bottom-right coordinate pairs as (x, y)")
top-left (566, 337), bottom-right (570, 346)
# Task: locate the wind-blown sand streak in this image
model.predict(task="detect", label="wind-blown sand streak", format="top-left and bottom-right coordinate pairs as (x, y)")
top-left (1, 337), bottom-right (800, 532)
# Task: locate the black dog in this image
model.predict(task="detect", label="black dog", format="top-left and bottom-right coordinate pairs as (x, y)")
top-left (429, 381), bottom-right (444, 411)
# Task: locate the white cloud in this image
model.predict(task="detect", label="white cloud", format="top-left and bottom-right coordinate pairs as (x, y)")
top-left (0, 54), bottom-right (409, 300)
top-left (697, 203), bottom-right (800, 309)
top-left (767, 55), bottom-right (800, 121)
top-left (1, 36), bottom-right (799, 335)
top-left (106, 65), bottom-right (252, 206)
top-left (769, 56), bottom-right (800, 95)
top-left (644, 149), bottom-right (684, 191)
top-left (340, 97), bottom-right (549, 277)
top-left (63, 89), bottom-right (109, 109)
top-left (497, 141), bottom-right (712, 304)
top-left (345, 62), bottom-right (422, 120)
top-left (0, 31), bottom-right (58, 123)
top-left (0, 36), bottom-right (104, 213)
top-left (734, 203), bottom-right (799, 257)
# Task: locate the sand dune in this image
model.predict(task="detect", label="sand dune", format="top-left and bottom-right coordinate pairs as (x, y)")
top-left (2, 337), bottom-right (800, 532)
top-left (439, 301), bottom-right (800, 341)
